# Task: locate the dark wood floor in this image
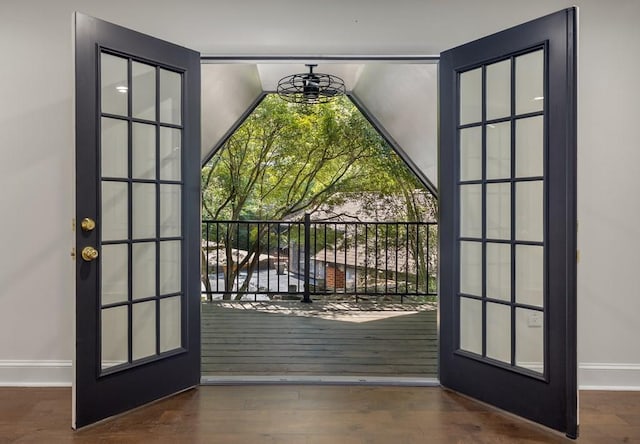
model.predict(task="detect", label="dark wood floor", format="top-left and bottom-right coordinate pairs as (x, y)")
top-left (202, 301), bottom-right (437, 378)
top-left (1, 387), bottom-right (638, 443)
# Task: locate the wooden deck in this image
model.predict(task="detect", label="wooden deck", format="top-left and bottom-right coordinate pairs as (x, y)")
top-left (201, 301), bottom-right (437, 378)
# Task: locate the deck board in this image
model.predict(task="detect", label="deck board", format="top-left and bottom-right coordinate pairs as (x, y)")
top-left (201, 301), bottom-right (438, 378)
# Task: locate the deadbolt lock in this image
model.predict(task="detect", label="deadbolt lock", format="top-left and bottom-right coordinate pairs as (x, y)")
top-left (81, 218), bottom-right (96, 232)
top-left (81, 246), bottom-right (99, 262)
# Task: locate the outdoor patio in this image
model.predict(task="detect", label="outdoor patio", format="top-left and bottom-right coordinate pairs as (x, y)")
top-left (201, 300), bottom-right (437, 378)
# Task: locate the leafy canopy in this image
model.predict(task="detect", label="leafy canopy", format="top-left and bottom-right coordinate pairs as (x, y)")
top-left (202, 94), bottom-right (435, 222)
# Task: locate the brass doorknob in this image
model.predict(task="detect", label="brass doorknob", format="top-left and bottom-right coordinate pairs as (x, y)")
top-left (81, 246), bottom-right (99, 262)
top-left (81, 218), bottom-right (96, 232)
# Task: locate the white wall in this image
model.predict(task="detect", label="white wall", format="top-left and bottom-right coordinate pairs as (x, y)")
top-left (1, 0), bottom-right (639, 389)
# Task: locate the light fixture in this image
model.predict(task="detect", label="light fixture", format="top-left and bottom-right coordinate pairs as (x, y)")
top-left (277, 64), bottom-right (345, 104)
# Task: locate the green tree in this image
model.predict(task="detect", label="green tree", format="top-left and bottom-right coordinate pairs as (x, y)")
top-left (202, 95), bottom-right (386, 299)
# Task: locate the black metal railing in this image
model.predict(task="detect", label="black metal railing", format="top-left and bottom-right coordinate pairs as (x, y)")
top-left (201, 214), bottom-right (437, 303)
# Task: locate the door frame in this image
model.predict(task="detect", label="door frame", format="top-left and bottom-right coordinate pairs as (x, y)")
top-left (198, 56), bottom-right (442, 387)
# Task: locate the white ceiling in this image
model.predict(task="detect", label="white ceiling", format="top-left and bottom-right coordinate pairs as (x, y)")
top-left (201, 61), bottom-right (438, 187)
top-left (255, 63), bottom-right (367, 92)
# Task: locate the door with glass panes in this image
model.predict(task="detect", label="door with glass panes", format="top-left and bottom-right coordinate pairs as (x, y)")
top-left (74, 8), bottom-right (577, 436)
top-left (74, 12), bottom-right (200, 429)
top-left (439, 8), bottom-right (578, 438)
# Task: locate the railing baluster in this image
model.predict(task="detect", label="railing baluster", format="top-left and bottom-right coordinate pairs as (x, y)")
top-left (405, 223), bottom-right (410, 298)
top-left (395, 223), bottom-right (399, 302)
top-left (427, 223), bottom-right (431, 295)
top-left (215, 222), bottom-right (219, 294)
top-left (267, 222), bottom-right (271, 298)
top-left (302, 213), bottom-right (311, 303)
top-left (276, 222), bottom-right (281, 295)
top-left (374, 224), bottom-right (378, 296)
top-left (287, 223), bottom-right (291, 294)
top-left (337, 224), bottom-right (341, 294)
top-left (354, 224), bottom-right (358, 302)
top-left (256, 222), bottom-right (260, 297)
top-left (248, 222), bottom-right (254, 301)
top-left (364, 223), bottom-right (368, 296)
top-left (201, 218), bottom-right (436, 304)
top-left (415, 223), bottom-right (419, 296)
top-left (384, 224), bottom-right (389, 297)
top-left (324, 224), bottom-right (327, 297)
top-left (344, 223), bottom-right (348, 294)
top-left (236, 222), bottom-right (240, 297)
top-left (297, 222), bottom-right (301, 291)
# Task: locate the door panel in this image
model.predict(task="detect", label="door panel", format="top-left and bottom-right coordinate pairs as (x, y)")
top-left (439, 8), bottom-right (577, 437)
top-left (74, 13), bottom-right (201, 429)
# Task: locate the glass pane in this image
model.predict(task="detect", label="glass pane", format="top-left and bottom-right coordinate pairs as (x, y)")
top-left (132, 242), bottom-right (156, 300)
top-left (486, 243), bottom-right (510, 301)
top-left (486, 59), bottom-right (511, 120)
top-left (515, 181), bottom-right (544, 242)
top-left (459, 68), bottom-right (482, 125)
top-left (101, 244), bottom-right (128, 305)
top-left (160, 240), bottom-right (181, 295)
top-left (132, 123), bottom-right (156, 180)
top-left (160, 185), bottom-right (181, 237)
top-left (460, 241), bottom-right (482, 296)
top-left (101, 53), bottom-right (128, 116)
top-left (132, 301), bottom-right (156, 361)
top-left (516, 308), bottom-right (544, 373)
top-left (132, 62), bottom-right (156, 120)
top-left (101, 181), bottom-right (128, 241)
top-left (460, 184), bottom-right (482, 238)
top-left (515, 116), bottom-right (544, 178)
top-left (486, 183), bottom-right (511, 240)
top-left (459, 126), bottom-right (482, 181)
top-left (486, 122), bottom-right (511, 180)
top-left (516, 50), bottom-right (544, 115)
top-left (101, 117), bottom-right (128, 178)
top-left (459, 297), bottom-right (482, 355)
top-left (132, 183), bottom-right (156, 239)
top-left (160, 127), bottom-right (182, 181)
top-left (160, 296), bottom-right (182, 353)
top-left (101, 306), bottom-right (128, 370)
top-left (486, 302), bottom-right (511, 363)
top-left (516, 244), bottom-right (544, 307)
top-left (160, 69), bottom-right (182, 125)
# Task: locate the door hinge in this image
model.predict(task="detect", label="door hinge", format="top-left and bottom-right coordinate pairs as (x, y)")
top-left (72, 218), bottom-right (76, 232)
top-left (71, 247), bottom-right (76, 261)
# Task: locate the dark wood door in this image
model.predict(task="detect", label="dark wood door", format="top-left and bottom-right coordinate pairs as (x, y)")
top-left (439, 8), bottom-right (578, 437)
top-left (74, 12), bottom-right (201, 428)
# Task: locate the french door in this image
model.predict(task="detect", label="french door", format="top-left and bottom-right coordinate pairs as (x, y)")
top-left (439, 8), bottom-right (577, 438)
top-left (74, 7), bottom-right (577, 435)
top-left (74, 13), bottom-right (201, 428)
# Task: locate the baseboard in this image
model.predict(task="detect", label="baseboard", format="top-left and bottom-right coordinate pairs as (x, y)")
top-left (0, 360), bottom-right (72, 387)
top-left (579, 363), bottom-right (640, 391)
top-left (1, 360), bottom-right (639, 390)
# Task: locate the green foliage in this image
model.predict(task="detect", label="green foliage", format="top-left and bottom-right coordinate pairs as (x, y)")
top-left (201, 94), bottom-right (438, 300)
top-left (202, 94), bottom-right (432, 222)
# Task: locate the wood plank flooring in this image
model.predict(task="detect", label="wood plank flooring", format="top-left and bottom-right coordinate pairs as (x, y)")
top-left (1, 387), bottom-right (638, 443)
top-left (201, 301), bottom-right (437, 377)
